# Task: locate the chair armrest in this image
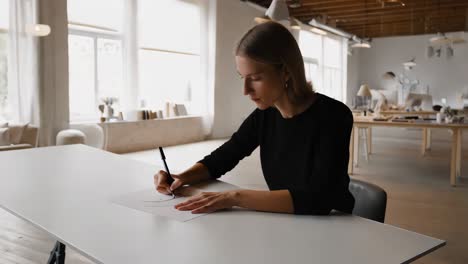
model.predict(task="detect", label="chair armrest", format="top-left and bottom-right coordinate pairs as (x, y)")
top-left (0, 144), bottom-right (34, 151)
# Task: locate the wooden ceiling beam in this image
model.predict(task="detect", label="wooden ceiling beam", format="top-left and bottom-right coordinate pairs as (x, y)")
top-left (290, 2), bottom-right (468, 18)
top-left (340, 17), bottom-right (465, 30)
top-left (361, 23), bottom-right (465, 36)
top-left (296, 0), bottom-right (461, 9)
top-left (294, 7), bottom-right (464, 24)
top-left (248, 0), bottom-right (468, 38)
top-left (334, 9), bottom-right (465, 24)
top-left (465, 7), bottom-right (468, 30)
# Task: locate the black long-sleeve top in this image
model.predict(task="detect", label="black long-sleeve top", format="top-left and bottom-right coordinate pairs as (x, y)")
top-left (198, 93), bottom-right (355, 215)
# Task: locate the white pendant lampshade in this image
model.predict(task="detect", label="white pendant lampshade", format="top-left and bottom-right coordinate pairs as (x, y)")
top-left (351, 41), bottom-right (371, 48)
top-left (308, 19), bottom-right (328, 35)
top-left (25, 24), bottom-right (51, 37)
top-left (254, 15), bottom-right (270, 24)
top-left (310, 27), bottom-right (327, 35)
top-left (265, 0), bottom-right (289, 21)
top-left (357, 84), bottom-right (372, 97)
top-left (290, 17), bottom-right (301, 30)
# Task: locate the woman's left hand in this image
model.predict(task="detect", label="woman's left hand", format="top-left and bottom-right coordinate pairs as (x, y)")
top-left (174, 191), bottom-right (239, 214)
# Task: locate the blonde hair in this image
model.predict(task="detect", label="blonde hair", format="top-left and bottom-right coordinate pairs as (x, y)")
top-left (235, 21), bottom-right (314, 105)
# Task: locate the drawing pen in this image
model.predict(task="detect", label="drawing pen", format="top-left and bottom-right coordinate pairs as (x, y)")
top-left (158, 147), bottom-right (175, 195)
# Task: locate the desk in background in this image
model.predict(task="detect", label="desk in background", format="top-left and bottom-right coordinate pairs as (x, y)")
top-left (352, 110), bottom-right (438, 154)
top-left (350, 116), bottom-right (468, 186)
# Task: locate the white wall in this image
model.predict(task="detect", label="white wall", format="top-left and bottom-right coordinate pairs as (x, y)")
top-left (347, 48), bottom-right (361, 105)
top-left (209, 1), bottom-right (263, 139)
top-left (358, 32), bottom-right (468, 107)
top-left (350, 32), bottom-right (468, 143)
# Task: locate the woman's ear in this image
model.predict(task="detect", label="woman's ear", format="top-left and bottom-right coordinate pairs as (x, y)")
top-left (282, 65), bottom-right (291, 83)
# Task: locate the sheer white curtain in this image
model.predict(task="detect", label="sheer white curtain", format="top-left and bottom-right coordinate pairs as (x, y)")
top-left (121, 0), bottom-right (138, 111)
top-left (7, 0), bottom-right (40, 124)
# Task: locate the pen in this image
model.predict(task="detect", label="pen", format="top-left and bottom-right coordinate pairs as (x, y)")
top-left (158, 147), bottom-right (175, 195)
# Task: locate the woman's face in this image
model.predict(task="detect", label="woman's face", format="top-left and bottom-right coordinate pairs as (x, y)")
top-left (235, 55), bottom-right (288, 110)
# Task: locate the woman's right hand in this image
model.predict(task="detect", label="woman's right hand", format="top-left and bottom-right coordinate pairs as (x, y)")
top-left (154, 170), bottom-right (185, 195)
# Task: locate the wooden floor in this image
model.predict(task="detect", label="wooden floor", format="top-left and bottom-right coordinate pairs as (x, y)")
top-left (0, 209), bottom-right (93, 263)
top-left (352, 137), bottom-right (468, 264)
top-left (1, 137), bottom-right (468, 263)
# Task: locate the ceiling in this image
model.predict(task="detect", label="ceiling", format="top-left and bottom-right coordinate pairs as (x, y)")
top-left (250, 0), bottom-right (468, 38)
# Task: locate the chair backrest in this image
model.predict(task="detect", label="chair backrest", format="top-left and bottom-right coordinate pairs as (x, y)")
top-left (349, 179), bottom-right (387, 223)
top-left (70, 124), bottom-right (104, 149)
top-left (21, 125), bottom-right (39, 147)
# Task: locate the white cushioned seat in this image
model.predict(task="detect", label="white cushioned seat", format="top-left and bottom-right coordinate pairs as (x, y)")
top-left (56, 129), bottom-right (86, 145)
top-left (70, 124), bottom-right (104, 149)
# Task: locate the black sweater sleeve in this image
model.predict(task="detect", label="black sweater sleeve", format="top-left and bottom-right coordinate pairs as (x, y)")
top-left (288, 107), bottom-right (354, 215)
top-left (198, 110), bottom-right (260, 179)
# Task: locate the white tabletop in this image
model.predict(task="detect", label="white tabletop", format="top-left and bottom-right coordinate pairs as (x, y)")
top-left (0, 145), bottom-right (445, 264)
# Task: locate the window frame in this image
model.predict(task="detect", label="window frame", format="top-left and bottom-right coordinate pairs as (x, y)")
top-left (67, 0), bottom-right (207, 123)
top-left (137, 46), bottom-right (201, 112)
top-left (68, 26), bottom-right (123, 122)
top-left (136, 0), bottom-right (202, 114)
top-left (299, 30), bottom-right (347, 103)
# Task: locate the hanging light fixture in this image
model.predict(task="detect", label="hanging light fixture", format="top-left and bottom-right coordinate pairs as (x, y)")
top-left (310, 27), bottom-right (327, 35)
top-left (350, 35), bottom-right (371, 48)
top-left (288, 0), bottom-right (302, 8)
top-left (403, 57), bottom-right (417, 70)
top-left (265, 0), bottom-right (289, 21)
top-left (351, 41), bottom-right (371, 48)
top-left (307, 19), bottom-right (328, 35)
top-left (254, 15), bottom-right (270, 24)
top-left (25, 24), bottom-right (51, 37)
top-left (290, 17), bottom-right (301, 30)
top-left (254, 0), bottom-right (289, 23)
top-left (350, 0), bottom-right (371, 48)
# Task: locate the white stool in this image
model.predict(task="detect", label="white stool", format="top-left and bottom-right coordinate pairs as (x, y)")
top-left (56, 129), bottom-right (86, 145)
top-left (70, 124), bottom-right (104, 149)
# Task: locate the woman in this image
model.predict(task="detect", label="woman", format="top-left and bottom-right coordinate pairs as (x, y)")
top-left (154, 21), bottom-right (355, 215)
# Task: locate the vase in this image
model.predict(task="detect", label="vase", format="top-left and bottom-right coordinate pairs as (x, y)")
top-left (104, 105), bottom-right (114, 119)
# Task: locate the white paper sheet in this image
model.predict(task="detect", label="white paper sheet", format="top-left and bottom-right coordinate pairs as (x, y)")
top-left (111, 186), bottom-right (208, 222)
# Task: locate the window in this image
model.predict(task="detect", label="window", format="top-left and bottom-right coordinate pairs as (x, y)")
top-left (67, 0), bottom-right (124, 122)
top-left (0, 0), bottom-right (9, 120)
top-left (138, 0), bottom-right (201, 113)
top-left (67, 0), bottom-right (204, 122)
top-left (323, 37), bottom-right (344, 101)
top-left (299, 30), bottom-right (348, 103)
top-left (300, 31), bottom-right (322, 91)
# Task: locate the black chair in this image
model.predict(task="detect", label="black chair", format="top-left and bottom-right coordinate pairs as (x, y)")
top-left (349, 179), bottom-right (387, 223)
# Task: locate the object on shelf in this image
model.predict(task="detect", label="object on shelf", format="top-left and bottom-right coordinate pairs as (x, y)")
top-left (173, 104), bottom-right (188, 116)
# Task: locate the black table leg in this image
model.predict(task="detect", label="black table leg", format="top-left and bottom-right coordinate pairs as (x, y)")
top-left (47, 241), bottom-right (66, 264)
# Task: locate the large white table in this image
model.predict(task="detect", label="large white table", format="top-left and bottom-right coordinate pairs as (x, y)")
top-left (0, 145), bottom-right (445, 263)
